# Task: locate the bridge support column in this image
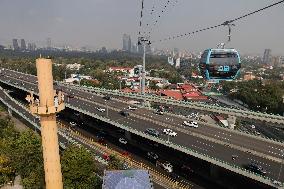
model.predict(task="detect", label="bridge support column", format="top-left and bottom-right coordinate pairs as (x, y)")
top-left (125, 130), bottom-right (132, 141)
top-left (227, 115), bottom-right (236, 130)
top-left (7, 108), bottom-right (12, 116)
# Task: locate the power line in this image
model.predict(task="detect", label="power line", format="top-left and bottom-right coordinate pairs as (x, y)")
top-left (143, 0), bottom-right (178, 38)
top-left (138, 0), bottom-right (145, 36)
top-left (152, 0), bottom-right (284, 43)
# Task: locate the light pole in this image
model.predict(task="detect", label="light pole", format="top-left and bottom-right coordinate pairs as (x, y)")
top-left (277, 150), bottom-right (284, 182)
top-left (138, 36), bottom-right (151, 95)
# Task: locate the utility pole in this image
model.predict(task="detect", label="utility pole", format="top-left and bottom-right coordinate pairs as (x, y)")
top-left (138, 36), bottom-right (151, 95)
top-left (26, 58), bottom-right (64, 189)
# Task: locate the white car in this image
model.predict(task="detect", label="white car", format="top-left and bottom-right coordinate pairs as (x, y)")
top-left (128, 106), bottom-right (137, 110)
top-left (183, 121), bottom-right (198, 128)
top-left (161, 162), bottom-right (173, 173)
top-left (251, 125), bottom-right (255, 129)
top-left (119, 138), bottom-right (127, 145)
top-left (163, 129), bottom-right (177, 137)
top-left (70, 122), bottom-right (77, 127)
top-left (97, 107), bottom-right (106, 112)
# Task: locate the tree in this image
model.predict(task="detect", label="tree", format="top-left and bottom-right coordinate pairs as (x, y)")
top-left (149, 81), bottom-right (159, 90)
top-left (61, 145), bottom-right (101, 189)
top-left (107, 155), bottom-right (124, 170)
top-left (11, 131), bottom-right (45, 189)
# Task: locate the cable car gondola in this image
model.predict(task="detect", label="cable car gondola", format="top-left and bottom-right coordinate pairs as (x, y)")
top-left (199, 48), bottom-right (241, 82)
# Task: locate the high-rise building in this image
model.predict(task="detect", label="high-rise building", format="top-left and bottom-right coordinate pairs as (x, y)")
top-left (28, 43), bottom-right (36, 51)
top-left (131, 43), bottom-right (137, 53)
top-left (262, 49), bottom-right (272, 64)
top-left (122, 34), bottom-right (131, 52)
top-left (168, 57), bottom-right (174, 66)
top-left (280, 56), bottom-right (284, 67)
top-left (12, 39), bottom-right (20, 51)
top-left (20, 39), bottom-right (26, 50)
top-left (175, 58), bottom-right (181, 68)
top-left (47, 38), bottom-right (52, 50)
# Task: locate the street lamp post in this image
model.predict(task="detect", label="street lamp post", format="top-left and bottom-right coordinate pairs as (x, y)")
top-left (138, 36), bottom-right (151, 95)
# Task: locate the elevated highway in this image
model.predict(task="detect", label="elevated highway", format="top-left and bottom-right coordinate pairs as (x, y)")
top-left (0, 68), bottom-right (283, 187)
top-left (1, 68), bottom-right (284, 125)
top-left (0, 87), bottom-right (189, 189)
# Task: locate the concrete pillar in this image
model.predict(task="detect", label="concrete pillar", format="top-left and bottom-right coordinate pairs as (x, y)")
top-left (227, 115), bottom-right (236, 130)
top-left (34, 58), bottom-right (63, 189)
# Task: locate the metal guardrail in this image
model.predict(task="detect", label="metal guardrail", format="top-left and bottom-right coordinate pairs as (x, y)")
top-left (0, 77), bottom-right (283, 187)
top-left (1, 77), bottom-right (283, 145)
top-left (0, 88), bottom-right (190, 189)
top-left (0, 87), bottom-right (107, 165)
top-left (58, 123), bottom-right (190, 189)
top-left (1, 67), bottom-right (284, 124)
top-left (58, 82), bottom-right (284, 125)
top-left (65, 103), bottom-right (282, 187)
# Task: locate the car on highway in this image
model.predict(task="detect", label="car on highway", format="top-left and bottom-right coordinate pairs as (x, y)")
top-left (116, 129), bottom-right (125, 135)
top-left (120, 111), bottom-right (130, 117)
top-left (183, 121), bottom-right (198, 128)
top-left (68, 94), bottom-right (74, 98)
top-left (128, 106), bottom-right (137, 110)
top-left (69, 121), bottom-right (77, 127)
top-left (96, 131), bottom-right (107, 139)
top-left (103, 96), bottom-right (111, 100)
top-left (161, 162), bottom-right (173, 173)
top-left (145, 128), bottom-right (160, 137)
top-left (245, 163), bottom-right (267, 175)
top-left (155, 110), bottom-right (164, 115)
top-left (118, 138), bottom-right (127, 145)
top-left (163, 129), bottom-right (177, 137)
top-left (96, 107), bottom-right (106, 112)
top-left (147, 152), bottom-right (159, 161)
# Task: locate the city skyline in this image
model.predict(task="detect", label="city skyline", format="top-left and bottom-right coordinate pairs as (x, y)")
top-left (0, 0), bottom-right (283, 55)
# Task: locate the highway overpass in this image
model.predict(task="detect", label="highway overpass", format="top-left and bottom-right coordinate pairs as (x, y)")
top-left (1, 68), bottom-right (284, 125)
top-left (0, 68), bottom-right (283, 188)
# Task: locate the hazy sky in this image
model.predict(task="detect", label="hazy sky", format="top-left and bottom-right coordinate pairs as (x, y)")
top-left (0, 0), bottom-right (283, 55)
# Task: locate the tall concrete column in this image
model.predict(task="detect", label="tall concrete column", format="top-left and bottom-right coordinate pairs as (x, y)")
top-left (27, 58), bottom-right (65, 189)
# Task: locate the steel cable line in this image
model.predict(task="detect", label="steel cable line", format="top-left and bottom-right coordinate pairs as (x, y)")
top-left (143, 0), bottom-right (178, 38)
top-left (138, 0), bottom-right (145, 36)
top-left (152, 0), bottom-right (284, 43)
